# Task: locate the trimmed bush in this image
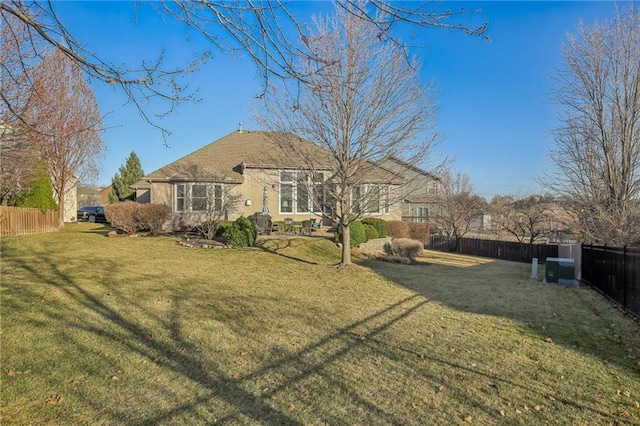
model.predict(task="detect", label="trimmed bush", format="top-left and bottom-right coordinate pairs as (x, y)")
top-left (136, 203), bottom-right (171, 235)
top-left (363, 223), bottom-right (379, 241)
top-left (387, 220), bottom-right (410, 238)
top-left (216, 220), bottom-right (233, 237)
top-left (105, 202), bottom-right (139, 234)
top-left (335, 220), bottom-right (368, 248)
top-left (407, 222), bottom-right (431, 244)
top-left (384, 238), bottom-right (424, 260)
top-left (105, 202), bottom-right (170, 235)
top-left (362, 217), bottom-right (389, 238)
top-left (349, 221), bottom-right (367, 247)
top-left (225, 216), bottom-right (257, 247)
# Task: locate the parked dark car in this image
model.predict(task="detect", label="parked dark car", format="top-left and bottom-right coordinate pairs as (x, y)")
top-left (77, 206), bottom-right (107, 223)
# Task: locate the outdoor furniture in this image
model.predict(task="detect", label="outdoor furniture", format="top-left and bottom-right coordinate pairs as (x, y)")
top-left (301, 220), bottom-right (313, 235)
top-left (249, 212), bottom-right (272, 235)
top-left (283, 217), bottom-right (295, 233)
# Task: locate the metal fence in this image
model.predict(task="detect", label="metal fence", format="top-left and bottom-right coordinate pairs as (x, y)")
top-left (0, 206), bottom-right (61, 237)
top-left (428, 235), bottom-right (558, 263)
top-left (582, 244), bottom-right (640, 318)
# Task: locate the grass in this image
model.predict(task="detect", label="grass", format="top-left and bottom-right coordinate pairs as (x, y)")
top-left (1, 223), bottom-right (639, 425)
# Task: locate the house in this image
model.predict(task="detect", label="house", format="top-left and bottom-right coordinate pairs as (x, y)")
top-left (77, 185), bottom-right (104, 207)
top-left (378, 156), bottom-right (441, 223)
top-left (133, 129), bottom-right (404, 230)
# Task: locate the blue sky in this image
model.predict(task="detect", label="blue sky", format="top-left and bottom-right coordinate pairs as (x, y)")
top-left (53, 1), bottom-right (633, 199)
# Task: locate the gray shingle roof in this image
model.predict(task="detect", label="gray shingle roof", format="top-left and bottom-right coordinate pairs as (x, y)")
top-left (140, 130), bottom-right (402, 184)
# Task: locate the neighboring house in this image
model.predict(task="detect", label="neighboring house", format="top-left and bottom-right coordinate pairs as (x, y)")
top-left (378, 156), bottom-right (441, 223)
top-left (77, 185), bottom-right (103, 207)
top-left (99, 185), bottom-right (112, 206)
top-left (133, 129), bottom-right (404, 230)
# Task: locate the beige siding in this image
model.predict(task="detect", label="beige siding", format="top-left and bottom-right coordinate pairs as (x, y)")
top-left (140, 170), bottom-right (402, 231)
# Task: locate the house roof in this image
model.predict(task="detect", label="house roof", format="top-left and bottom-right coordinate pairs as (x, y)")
top-left (139, 130), bottom-right (335, 185)
top-left (138, 130), bottom-right (402, 185)
top-left (379, 155), bottom-right (440, 181)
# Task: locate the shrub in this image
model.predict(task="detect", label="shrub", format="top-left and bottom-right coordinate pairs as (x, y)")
top-left (387, 220), bottom-right (409, 238)
top-left (407, 222), bottom-right (431, 244)
top-left (105, 202), bottom-right (170, 235)
top-left (105, 202), bottom-right (139, 235)
top-left (384, 238), bottom-right (424, 260)
top-left (136, 203), bottom-right (171, 235)
top-left (350, 220), bottom-right (367, 247)
top-left (216, 220), bottom-right (233, 237)
top-left (334, 220), bottom-right (368, 247)
top-left (225, 216), bottom-right (257, 247)
top-left (363, 223), bottom-right (379, 241)
top-left (362, 217), bottom-right (389, 238)
top-left (11, 161), bottom-right (57, 213)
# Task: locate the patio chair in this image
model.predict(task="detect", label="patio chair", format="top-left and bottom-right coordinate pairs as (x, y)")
top-left (283, 217), bottom-right (294, 233)
top-left (301, 220), bottom-right (313, 235)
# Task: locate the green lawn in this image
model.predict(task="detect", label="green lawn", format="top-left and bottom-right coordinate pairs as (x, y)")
top-left (1, 223), bottom-right (639, 425)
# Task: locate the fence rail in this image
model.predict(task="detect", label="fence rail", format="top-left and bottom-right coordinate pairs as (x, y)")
top-left (582, 244), bottom-right (640, 318)
top-left (428, 235), bottom-right (558, 263)
top-left (0, 206), bottom-right (61, 237)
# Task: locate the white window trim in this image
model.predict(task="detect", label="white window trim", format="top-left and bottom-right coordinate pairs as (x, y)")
top-left (279, 170), bottom-right (325, 215)
top-left (174, 182), bottom-right (224, 213)
top-left (351, 184), bottom-right (390, 216)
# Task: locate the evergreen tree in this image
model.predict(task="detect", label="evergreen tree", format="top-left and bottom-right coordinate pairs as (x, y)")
top-left (11, 161), bottom-right (58, 213)
top-left (110, 151), bottom-right (144, 203)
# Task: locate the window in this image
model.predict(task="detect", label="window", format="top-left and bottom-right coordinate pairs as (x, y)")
top-left (312, 172), bottom-right (325, 212)
top-left (176, 183), bottom-right (186, 212)
top-left (352, 184), bottom-right (389, 215)
top-left (296, 172), bottom-right (310, 213)
top-left (191, 184), bottom-right (207, 211)
top-left (174, 182), bottom-right (223, 212)
top-left (280, 171), bottom-right (293, 213)
top-left (351, 186), bottom-right (362, 214)
top-left (427, 180), bottom-right (439, 196)
top-left (365, 185), bottom-right (380, 214)
top-left (416, 206), bottom-right (429, 223)
top-left (279, 170), bottom-right (325, 214)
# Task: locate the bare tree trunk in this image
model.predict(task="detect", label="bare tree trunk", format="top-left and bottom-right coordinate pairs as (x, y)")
top-left (341, 221), bottom-right (352, 266)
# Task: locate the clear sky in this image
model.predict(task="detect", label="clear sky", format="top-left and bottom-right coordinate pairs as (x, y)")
top-left (52, 1), bottom-right (633, 199)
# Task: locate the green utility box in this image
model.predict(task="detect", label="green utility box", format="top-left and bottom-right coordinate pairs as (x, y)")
top-left (545, 257), bottom-right (577, 285)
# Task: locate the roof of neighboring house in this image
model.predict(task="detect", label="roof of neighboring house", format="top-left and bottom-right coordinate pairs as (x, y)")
top-left (378, 155), bottom-right (440, 181)
top-left (137, 130), bottom-right (402, 185)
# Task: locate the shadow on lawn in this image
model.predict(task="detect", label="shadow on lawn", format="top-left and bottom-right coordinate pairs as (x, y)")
top-left (3, 247), bottom-right (485, 424)
top-left (3, 242), bottom-right (638, 424)
top-left (362, 254), bottom-right (639, 376)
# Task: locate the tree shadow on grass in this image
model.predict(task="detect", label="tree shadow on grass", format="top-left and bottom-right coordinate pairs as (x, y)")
top-left (361, 251), bottom-right (640, 377)
top-left (3, 245), bottom-right (494, 424)
top-left (3, 241), bottom-right (638, 425)
top-left (256, 237), bottom-right (341, 266)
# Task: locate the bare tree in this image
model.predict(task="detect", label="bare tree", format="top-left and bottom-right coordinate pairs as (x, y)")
top-left (0, 14), bottom-right (42, 204)
top-left (491, 194), bottom-right (554, 245)
top-left (191, 186), bottom-right (242, 240)
top-left (257, 4), bottom-right (442, 266)
top-left (543, 6), bottom-right (640, 246)
top-left (23, 49), bottom-right (105, 225)
top-left (0, 1), bottom-right (487, 140)
top-left (430, 169), bottom-right (484, 251)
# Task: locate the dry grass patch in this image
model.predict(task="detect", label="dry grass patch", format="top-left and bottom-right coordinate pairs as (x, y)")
top-left (1, 224), bottom-right (639, 425)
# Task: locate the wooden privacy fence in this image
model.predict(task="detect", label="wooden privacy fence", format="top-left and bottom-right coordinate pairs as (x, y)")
top-left (582, 244), bottom-right (640, 318)
top-left (0, 206), bottom-right (61, 237)
top-left (428, 235), bottom-right (558, 264)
